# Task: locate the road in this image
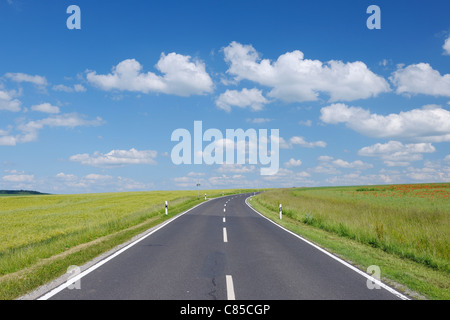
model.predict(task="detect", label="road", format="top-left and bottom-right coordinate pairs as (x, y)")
top-left (40, 193), bottom-right (407, 300)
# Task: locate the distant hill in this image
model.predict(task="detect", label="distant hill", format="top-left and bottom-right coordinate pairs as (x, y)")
top-left (0, 190), bottom-right (49, 196)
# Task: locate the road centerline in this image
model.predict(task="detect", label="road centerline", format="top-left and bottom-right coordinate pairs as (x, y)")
top-left (223, 227), bottom-right (228, 243)
top-left (226, 275), bottom-right (235, 300)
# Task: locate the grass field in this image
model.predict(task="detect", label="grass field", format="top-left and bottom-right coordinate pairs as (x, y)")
top-left (250, 183), bottom-right (450, 300)
top-left (0, 189), bottom-right (251, 300)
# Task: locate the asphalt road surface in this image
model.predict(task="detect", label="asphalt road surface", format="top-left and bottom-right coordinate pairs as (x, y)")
top-left (41, 193), bottom-right (407, 300)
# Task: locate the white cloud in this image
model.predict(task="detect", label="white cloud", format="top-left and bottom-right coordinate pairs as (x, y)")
top-left (443, 37), bottom-right (450, 55)
top-left (31, 103), bottom-right (60, 114)
top-left (84, 173), bottom-right (113, 181)
top-left (275, 136), bottom-right (291, 149)
top-left (317, 155), bottom-right (373, 170)
top-left (0, 89), bottom-right (21, 112)
top-left (55, 172), bottom-right (148, 191)
top-left (358, 141), bottom-right (436, 166)
top-left (70, 148), bottom-right (158, 168)
top-left (379, 59), bottom-right (392, 67)
top-left (390, 63), bottom-right (450, 97)
top-left (187, 171), bottom-right (205, 177)
top-left (325, 173), bottom-right (394, 186)
top-left (215, 88), bottom-right (269, 112)
top-left (289, 136), bottom-right (326, 148)
top-left (298, 120), bottom-right (312, 127)
top-left (405, 161), bottom-right (450, 182)
top-left (246, 118), bottom-right (273, 124)
top-left (320, 103), bottom-right (450, 142)
top-left (0, 113), bottom-right (103, 146)
top-left (2, 174), bottom-right (34, 183)
top-left (173, 176), bottom-right (202, 188)
top-left (223, 41), bottom-right (390, 103)
top-left (56, 172), bottom-right (78, 181)
top-left (260, 134), bottom-right (314, 151)
top-left (86, 53), bottom-right (213, 96)
top-left (173, 173), bottom-right (255, 189)
top-left (444, 155), bottom-right (450, 163)
top-left (0, 135), bottom-right (17, 146)
top-left (262, 168), bottom-right (311, 185)
top-left (208, 174), bottom-right (255, 188)
top-left (284, 158), bottom-right (302, 167)
top-left (4, 73), bottom-right (47, 87)
top-left (17, 113), bottom-right (104, 143)
top-left (53, 84), bottom-right (86, 93)
top-left (216, 164), bottom-right (256, 173)
top-left (317, 155), bottom-right (333, 162)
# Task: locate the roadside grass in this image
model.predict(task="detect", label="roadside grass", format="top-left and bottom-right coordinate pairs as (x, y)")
top-left (0, 189), bottom-right (252, 300)
top-left (249, 185), bottom-right (450, 300)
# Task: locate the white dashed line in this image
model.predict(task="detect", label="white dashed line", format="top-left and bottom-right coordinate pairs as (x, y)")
top-left (226, 275), bottom-right (235, 300)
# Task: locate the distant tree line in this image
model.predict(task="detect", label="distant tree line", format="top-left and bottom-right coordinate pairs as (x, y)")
top-left (0, 190), bottom-right (49, 195)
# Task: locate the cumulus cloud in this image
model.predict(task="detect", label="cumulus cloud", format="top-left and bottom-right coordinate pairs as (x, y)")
top-left (31, 103), bottom-right (60, 114)
top-left (390, 63), bottom-right (450, 97)
top-left (298, 120), bottom-right (312, 127)
top-left (262, 168), bottom-right (311, 185)
top-left (0, 113), bottom-right (103, 146)
top-left (443, 37), bottom-right (450, 55)
top-left (358, 141), bottom-right (436, 166)
top-left (55, 172), bottom-right (148, 191)
top-left (216, 164), bottom-right (257, 173)
top-left (86, 53), bottom-right (213, 96)
top-left (289, 136), bottom-right (327, 148)
top-left (318, 155), bottom-right (373, 170)
top-left (215, 88), bottom-right (269, 112)
top-left (70, 148), bottom-right (158, 168)
top-left (0, 89), bottom-right (21, 112)
top-left (172, 173), bottom-right (256, 189)
top-left (223, 41), bottom-right (390, 103)
top-left (17, 113), bottom-right (104, 143)
top-left (2, 174), bottom-right (34, 183)
top-left (284, 158), bottom-right (302, 167)
top-left (4, 72), bottom-right (48, 87)
top-left (325, 173), bottom-right (394, 186)
top-left (53, 84), bottom-right (86, 93)
top-left (405, 160), bottom-right (450, 182)
top-left (320, 103), bottom-right (450, 142)
top-left (0, 135), bottom-right (17, 146)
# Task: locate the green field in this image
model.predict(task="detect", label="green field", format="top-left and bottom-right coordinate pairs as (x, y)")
top-left (1, 185), bottom-right (448, 300)
top-left (250, 183), bottom-right (450, 300)
top-left (0, 189), bottom-right (251, 300)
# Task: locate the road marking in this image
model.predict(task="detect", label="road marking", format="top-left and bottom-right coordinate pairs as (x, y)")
top-left (223, 217), bottom-right (226, 223)
top-left (36, 199), bottom-right (215, 300)
top-left (244, 196), bottom-right (410, 301)
top-left (223, 227), bottom-right (228, 243)
top-left (226, 275), bottom-right (235, 300)
top-left (224, 208), bottom-right (226, 212)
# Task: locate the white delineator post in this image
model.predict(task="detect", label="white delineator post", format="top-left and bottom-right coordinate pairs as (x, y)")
top-left (204, 193), bottom-right (207, 200)
top-left (279, 204), bottom-right (282, 220)
top-left (165, 201), bottom-right (168, 215)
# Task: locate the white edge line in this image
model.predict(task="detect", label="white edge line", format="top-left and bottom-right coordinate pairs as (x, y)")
top-left (226, 275), bottom-right (235, 300)
top-left (245, 197), bottom-right (410, 301)
top-left (37, 197), bottom-right (229, 300)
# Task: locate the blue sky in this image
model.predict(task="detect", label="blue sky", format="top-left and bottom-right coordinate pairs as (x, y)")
top-left (1, 0), bottom-right (449, 193)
